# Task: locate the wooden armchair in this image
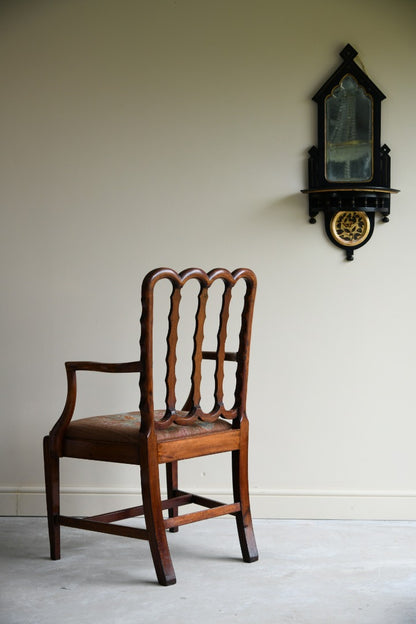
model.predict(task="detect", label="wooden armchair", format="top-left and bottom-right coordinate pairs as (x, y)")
top-left (43, 267), bottom-right (258, 585)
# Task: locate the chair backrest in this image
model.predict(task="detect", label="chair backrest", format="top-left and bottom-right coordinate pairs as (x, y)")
top-left (139, 268), bottom-right (257, 431)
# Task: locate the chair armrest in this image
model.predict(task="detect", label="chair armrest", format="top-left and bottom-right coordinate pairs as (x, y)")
top-left (66, 361), bottom-right (141, 373)
top-left (49, 360), bottom-right (141, 455)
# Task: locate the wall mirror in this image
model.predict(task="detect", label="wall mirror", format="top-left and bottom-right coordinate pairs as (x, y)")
top-left (302, 44), bottom-right (399, 260)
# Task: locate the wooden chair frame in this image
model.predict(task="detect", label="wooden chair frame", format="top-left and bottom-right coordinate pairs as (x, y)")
top-left (43, 267), bottom-right (258, 585)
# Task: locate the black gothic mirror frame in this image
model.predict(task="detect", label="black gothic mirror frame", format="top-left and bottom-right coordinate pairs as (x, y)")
top-left (302, 44), bottom-right (399, 260)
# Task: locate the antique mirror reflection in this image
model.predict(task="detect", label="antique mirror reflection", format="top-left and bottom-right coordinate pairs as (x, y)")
top-left (325, 74), bottom-right (373, 183)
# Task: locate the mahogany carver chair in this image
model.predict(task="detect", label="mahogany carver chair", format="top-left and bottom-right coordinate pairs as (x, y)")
top-left (43, 267), bottom-right (258, 585)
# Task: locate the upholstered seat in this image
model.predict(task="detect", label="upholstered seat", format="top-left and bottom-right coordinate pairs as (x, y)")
top-left (65, 411), bottom-right (232, 444)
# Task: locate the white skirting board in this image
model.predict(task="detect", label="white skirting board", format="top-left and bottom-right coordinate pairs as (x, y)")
top-left (3, 487), bottom-right (416, 520)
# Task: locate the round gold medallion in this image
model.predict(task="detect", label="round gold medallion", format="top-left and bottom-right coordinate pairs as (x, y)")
top-left (330, 210), bottom-right (370, 247)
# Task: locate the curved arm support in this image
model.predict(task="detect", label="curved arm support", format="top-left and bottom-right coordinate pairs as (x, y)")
top-left (49, 360), bottom-right (141, 456)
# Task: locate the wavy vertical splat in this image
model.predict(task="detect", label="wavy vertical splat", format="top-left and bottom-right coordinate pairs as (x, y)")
top-left (213, 281), bottom-right (232, 411)
top-left (165, 285), bottom-right (181, 417)
top-left (190, 283), bottom-right (208, 411)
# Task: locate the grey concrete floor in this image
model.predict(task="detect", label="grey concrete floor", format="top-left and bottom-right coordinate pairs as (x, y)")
top-left (1, 517), bottom-right (416, 624)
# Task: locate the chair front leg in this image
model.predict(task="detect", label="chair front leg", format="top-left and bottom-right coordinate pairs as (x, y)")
top-left (141, 446), bottom-right (176, 586)
top-left (43, 436), bottom-right (61, 560)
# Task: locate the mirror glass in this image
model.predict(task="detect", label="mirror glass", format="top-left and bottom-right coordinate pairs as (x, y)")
top-left (325, 74), bottom-right (372, 182)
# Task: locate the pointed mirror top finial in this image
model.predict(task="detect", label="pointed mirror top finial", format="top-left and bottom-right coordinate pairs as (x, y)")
top-left (340, 44), bottom-right (358, 61)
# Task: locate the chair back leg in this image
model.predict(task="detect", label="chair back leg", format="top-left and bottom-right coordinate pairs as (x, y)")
top-left (166, 461), bottom-right (179, 533)
top-left (232, 444), bottom-right (259, 563)
top-left (43, 436), bottom-right (61, 560)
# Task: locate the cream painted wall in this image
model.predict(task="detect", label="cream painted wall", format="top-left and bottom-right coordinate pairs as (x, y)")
top-left (1, 0), bottom-right (416, 518)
